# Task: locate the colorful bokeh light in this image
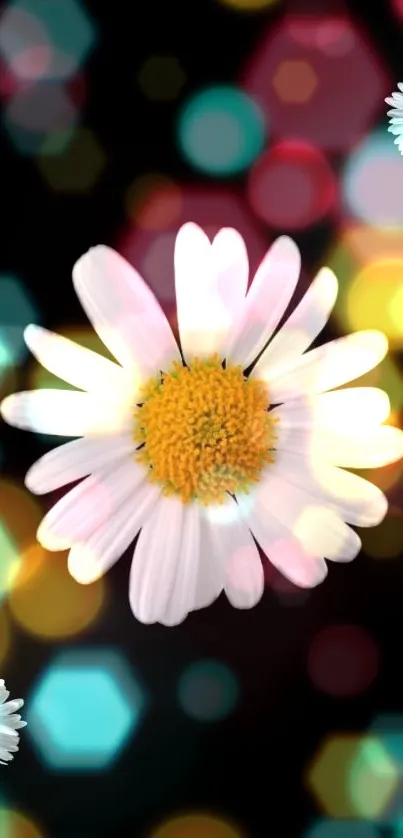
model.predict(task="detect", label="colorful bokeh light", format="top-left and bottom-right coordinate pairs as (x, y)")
top-left (218, 0), bottom-right (279, 9)
top-left (150, 813), bottom-right (242, 838)
top-left (138, 55), bottom-right (186, 102)
top-left (0, 274), bottom-right (39, 381)
top-left (178, 660), bottom-right (239, 722)
top-left (0, 807), bottom-right (45, 838)
top-left (3, 82), bottom-right (78, 156)
top-left (36, 127), bottom-right (106, 191)
top-left (358, 510), bottom-right (403, 559)
top-left (0, 0), bottom-right (97, 82)
top-left (0, 607), bottom-right (11, 665)
top-left (242, 15), bottom-right (389, 151)
top-left (27, 648), bottom-right (146, 771)
top-left (307, 624), bottom-right (379, 698)
top-left (177, 85), bottom-right (266, 175)
top-left (8, 543), bottom-right (106, 640)
top-left (0, 480), bottom-right (43, 604)
top-left (306, 734), bottom-right (399, 819)
top-left (342, 131), bottom-right (403, 226)
top-left (247, 141), bottom-right (337, 230)
top-left (304, 820), bottom-right (382, 838)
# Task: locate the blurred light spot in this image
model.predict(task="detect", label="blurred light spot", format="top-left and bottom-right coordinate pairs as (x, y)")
top-left (359, 510), bottom-right (403, 559)
top-left (344, 260), bottom-right (403, 349)
top-left (150, 813), bottom-right (242, 838)
top-left (304, 819), bottom-right (382, 838)
top-left (0, 0), bottom-right (97, 82)
top-left (9, 543), bottom-right (105, 640)
top-left (0, 608), bottom-right (11, 665)
top-left (0, 480), bottom-right (42, 603)
top-left (392, 0), bottom-right (403, 23)
top-left (126, 174), bottom-right (183, 230)
top-left (27, 648), bottom-right (146, 770)
top-left (0, 807), bottom-right (45, 838)
top-left (307, 625), bottom-right (379, 697)
top-left (247, 141), bottom-right (336, 229)
top-left (138, 55), bottom-right (185, 102)
top-left (243, 15), bottom-right (389, 151)
top-left (273, 59), bottom-right (318, 103)
top-left (306, 734), bottom-right (399, 818)
top-left (0, 275), bottom-right (39, 382)
top-left (119, 186), bottom-right (269, 308)
top-left (370, 715), bottom-right (403, 771)
top-left (219, 0), bottom-right (278, 8)
top-left (341, 225), bottom-right (403, 266)
top-left (342, 132), bottom-right (403, 226)
top-left (37, 127), bottom-right (105, 191)
top-left (349, 737), bottom-right (399, 819)
top-left (178, 660), bottom-right (239, 722)
top-left (177, 85), bottom-right (266, 175)
top-left (3, 82), bottom-right (77, 155)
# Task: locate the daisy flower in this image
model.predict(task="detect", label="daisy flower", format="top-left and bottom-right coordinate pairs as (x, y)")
top-left (385, 82), bottom-right (403, 155)
top-left (1, 224), bottom-right (403, 625)
top-left (0, 679), bottom-right (27, 765)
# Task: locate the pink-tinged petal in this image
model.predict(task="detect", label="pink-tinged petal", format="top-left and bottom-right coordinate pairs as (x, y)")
top-left (224, 236), bottom-right (301, 367)
top-left (73, 245), bottom-right (180, 376)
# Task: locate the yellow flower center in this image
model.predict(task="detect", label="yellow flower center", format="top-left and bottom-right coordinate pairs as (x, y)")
top-left (133, 354), bottom-right (277, 505)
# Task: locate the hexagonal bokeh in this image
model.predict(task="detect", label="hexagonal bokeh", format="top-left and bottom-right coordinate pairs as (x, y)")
top-left (241, 14), bottom-right (389, 151)
top-left (3, 82), bottom-right (78, 156)
top-left (36, 127), bottom-right (106, 191)
top-left (27, 648), bottom-right (146, 770)
top-left (0, 0), bottom-right (97, 82)
top-left (138, 55), bottom-right (186, 102)
top-left (305, 733), bottom-right (400, 819)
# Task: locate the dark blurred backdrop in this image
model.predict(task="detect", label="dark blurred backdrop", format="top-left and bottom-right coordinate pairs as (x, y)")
top-left (1, 0), bottom-right (403, 836)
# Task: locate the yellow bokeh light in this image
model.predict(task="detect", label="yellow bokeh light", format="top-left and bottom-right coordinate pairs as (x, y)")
top-left (138, 55), bottom-right (186, 102)
top-left (0, 607), bottom-right (11, 665)
top-left (306, 733), bottom-right (399, 818)
top-left (9, 543), bottom-right (105, 640)
top-left (0, 807), bottom-right (45, 838)
top-left (37, 128), bottom-right (106, 193)
top-left (359, 510), bottom-right (403, 559)
top-left (342, 224), bottom-right (403, 265)
top-left (150, 814), bottom-right (242, 838)
top-left (346, 259), bottom-right (403, 348)
top-left (218, 0), bottom-right (279, 9)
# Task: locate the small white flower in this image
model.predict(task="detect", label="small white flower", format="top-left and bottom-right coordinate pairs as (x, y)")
top-left (385, 82), bottom-right (403, 155)
top-left (0, 679), bottom-right (27, 765)
top-left (1, 224), bottom-right (403, 625)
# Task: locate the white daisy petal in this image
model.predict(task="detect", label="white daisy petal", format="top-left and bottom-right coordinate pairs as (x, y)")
top-left (251, 268), bottom-right (338, 381)
top-left (0, 682), bottom-right (26, 766)
top-left (68, 480), bottom-right (160, 584)
top-left (73, 245), bottom-right (180, 375)
top-left (129, 496), bottom-right (184, 624)
top-left (24, 324), bottom-right (129, 395)
top-left (272, 388), bottom-right (391, 435)
top-left (1, 390), bottom-right (132, 436)
top-left (37, 458), bottom-right (147, 551)
top-left (25, 433), bottom-right (134, 494)
top-left (268, 330), bottom-right (388, 402)
top-left (265, 448), bottom-right (387, 527)
top-left (194, 514), bottom-right (225, 610)
top-left (201, 498), bottom-right (264, 609)
top-left (174, 223), bottom-right (248, 360)
top-left (224, 236), bottom-right (301, 367)
top-left (159, 503), bottom-right (201, 626)
top-left (240, 473), bottom-right (361, 563)
top-left (275, 410), bottom-right (403, 468)
top-left (241, 502), bottom-right (328, 588)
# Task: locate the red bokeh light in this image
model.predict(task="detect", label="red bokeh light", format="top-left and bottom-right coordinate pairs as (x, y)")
top-left (307, 624), bottom-right (379, 697)
top-left (241, 14), bottom-right (390, 151)
top-left (247, 140), bottom-right (337, 230)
